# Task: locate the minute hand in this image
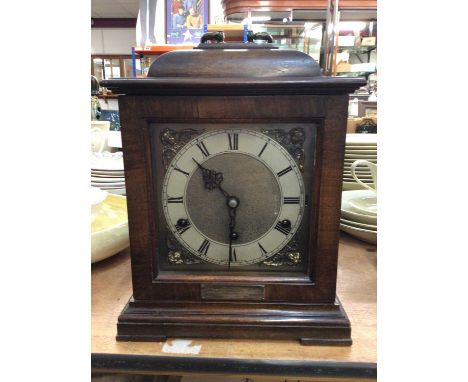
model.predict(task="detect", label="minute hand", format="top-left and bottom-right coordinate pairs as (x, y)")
top-left (227, 196), bottom-right (240, 269)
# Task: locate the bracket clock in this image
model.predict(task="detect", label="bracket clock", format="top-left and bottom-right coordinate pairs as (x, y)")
top-left (101, 36), bottom-right (365, 345)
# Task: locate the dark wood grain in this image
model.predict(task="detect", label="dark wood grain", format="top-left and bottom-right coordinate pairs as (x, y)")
top-left (105, 46), bottom-right (363, 345)
top-left (221, 0), bottom-right (377, 17)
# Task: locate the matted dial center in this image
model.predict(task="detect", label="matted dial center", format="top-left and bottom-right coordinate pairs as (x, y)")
top-left (186, 153), bottom-right (281, 245)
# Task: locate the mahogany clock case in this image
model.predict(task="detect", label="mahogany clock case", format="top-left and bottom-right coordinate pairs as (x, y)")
top-left (101, 46), bottom-right (365, 345)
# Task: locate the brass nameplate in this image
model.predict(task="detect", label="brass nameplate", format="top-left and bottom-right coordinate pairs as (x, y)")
top-left (201, 284), bottom-right (265, 301)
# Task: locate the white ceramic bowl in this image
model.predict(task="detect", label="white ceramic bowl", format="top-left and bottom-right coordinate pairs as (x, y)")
top-left (340, 223), bottom-right (377, 244)
top-left (91, 194), bottom-right (129, 263)
top-left (341, 218), bottom-right (377, 231)
top-left (91, 151), bottom-right (124, 171)
top-left (346, 134), bottom-right (378, 145)
top-left (341, 189), bottom-right (377, 225)
top-left (91, 187), bottom-right (108, 223)
top-left (349, 194), bottom-right (377, 215)
top-left (343, 181), bottom-right (369, 191)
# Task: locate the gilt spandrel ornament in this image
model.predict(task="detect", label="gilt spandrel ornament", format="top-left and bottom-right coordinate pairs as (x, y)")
top-left (160, 128), bottom-right (204, 171)
top-left (261, 127), bottom-right (305, 171)
top-left (166, 232), bottom-right (202, 265)
top-left (261, 241), bottom-right (302, 267)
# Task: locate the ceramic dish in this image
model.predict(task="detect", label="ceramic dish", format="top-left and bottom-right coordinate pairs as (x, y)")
top-left (345, 149), bottom-right (377, 155)
top-left (91, 170), bottom-right (125, 178)
top-left (346, 134), bottom-right (378, 145)
top-left (95, 187), bottom-right (127, 192)
top-left (91, 176), bottom-right (125, 183)
top-left (345, 154), bottom-right (378, 159)
top-left (349, 194), bottom-right (377, 215)
top-left (341, 218), bottom-right (377, 231)
top-left (345, 145), bottom-right (377, 150)
top-left (344, 158), bottom-right (377, 164)
top-left (91, 151), bottom-right (124, 171)
top-left (344, 162), bottom-right (375, 167)
top-left (343, 171), bottom-right (373, 178)
top-left (91, 187), bottom-right (108, 223)
top-left (341, 189), bottom-right (378, 224)
top-left (341, 205), bottom-right (377, 225)
top-left (91, 194), bottom-right (129, 263)
top-left (107, 188), bottom-right (126, 195)
top-left (92, 181), bottom-right (126, 187)
top-left (343, 181), bottom-right (368, 191)
top-left (343, 178), bottom-right (373, 184)
top-left (343, 166), bottom-right (373, 171)
top-left (340, 223), bottom-right (377, 244)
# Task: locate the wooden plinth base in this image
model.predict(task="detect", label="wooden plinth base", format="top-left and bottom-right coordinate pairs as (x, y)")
top-left (116, 297), bottom-right (352, 346)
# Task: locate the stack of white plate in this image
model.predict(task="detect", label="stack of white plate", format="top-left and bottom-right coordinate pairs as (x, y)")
top-left (91, 152), bottom-right (126, 195)
top-left (343, 134), bottom-right (377, 191)
top-left (341, 189), bottom-right (377, 244)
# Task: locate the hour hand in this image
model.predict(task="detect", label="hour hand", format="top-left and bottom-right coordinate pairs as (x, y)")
top-left (192, 158), bottom-right (227, 196)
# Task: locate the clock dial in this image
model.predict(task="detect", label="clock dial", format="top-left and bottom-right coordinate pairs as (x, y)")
top-left (162, 129), bottom-right (306, 266)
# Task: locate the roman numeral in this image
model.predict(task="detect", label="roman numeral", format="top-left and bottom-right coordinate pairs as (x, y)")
top-left (228, 133), bottom-right (239, 150)
top-left (229, 247), bottom-right (237, 262)
top-left (277, 166), bottom-right (293, 177)
top-left (274, 222), bottom-right (291, 235)
top-left (258, 242), bottom-right (268, 256)
top-left (167, 196), bottom-right (183, 203)
top-left (196, 141), bottom-right (210, 157)
top-left (173, 167), bottom-right (190, 176)
top-left (284, 197), bottom-right (300, 204)
top-left (258, 141), bottom-right (268, 157)
top-left (197, 239), bottom-right (210, 256)
top-left (175, 221), bottom-right (191, 234)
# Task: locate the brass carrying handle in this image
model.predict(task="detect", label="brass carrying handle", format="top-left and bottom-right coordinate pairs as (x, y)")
top-left (200, 31), bottom-right (225, 44)
top-left (247, 31), bottom-right (273, 43)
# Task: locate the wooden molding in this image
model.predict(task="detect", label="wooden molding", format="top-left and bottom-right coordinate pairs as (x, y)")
top-left (91, 18), bottom-right (137, 28)
top-left (222, 0), bottom-right (377, 16)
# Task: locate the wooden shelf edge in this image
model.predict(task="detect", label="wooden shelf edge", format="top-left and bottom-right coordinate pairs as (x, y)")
top-left (91, 353), bottom-right (377, 379)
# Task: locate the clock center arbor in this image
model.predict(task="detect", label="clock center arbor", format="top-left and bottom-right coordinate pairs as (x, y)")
top-left (101, 37), bottom-right (365, 345)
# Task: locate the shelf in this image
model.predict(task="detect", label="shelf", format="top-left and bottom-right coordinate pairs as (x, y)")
top-left (134, 44), bottom-right (194, 55)
top-left (337, 46), bottom-right (376, 53)
top-left (335, 71), bottom-right (376, 77)
top-left (91, 233), bottom-right (377, 378)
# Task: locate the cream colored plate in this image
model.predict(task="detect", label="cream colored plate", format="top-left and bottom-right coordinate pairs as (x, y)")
top-left (343, 178), bottom-right (374, 184)
top-left (91, 152), bottom-right (124, 171)
top-left (345, 145), bottom-right (377, 150)
top-left (91, 170), bottom-right (125, 177)
top-left (341, 218), bottom-right (377, 231)
top-left (343, 171), bottom-right (373, 178)
top-left (91, 176), bottom-right (125, 183)
top-left (344, 159), bottom-right (377, 164)
top-left (341, 189), bottom-right (377, 224)
top-left (349, 194), bottom-right (377, 215)
top-left (91, 194), bottom-right (129, 263)
top-left (92, 181), bottom-right (126, 187)
top-left (345, 149), bottom-right (377, 155)
top-left (346, 134), bottom-right (378, 145)
top-left (340, 223), bottom-right (377, 244)
top-left (345, 154), bottom-right (378, 159)
top-left (343, 181), bottom-right (368, 191)
top-left (344, 162), bottom-right (375, 168)
top-left (343, 167), bottom-right (373, 173)
top-left (107, 188), bottom-right (126, 195)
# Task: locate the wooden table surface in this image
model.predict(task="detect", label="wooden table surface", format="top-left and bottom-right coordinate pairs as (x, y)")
top-left (91, 233), bottom-right (377, 380)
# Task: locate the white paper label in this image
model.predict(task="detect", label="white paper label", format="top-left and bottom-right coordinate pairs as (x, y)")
top-left (162, 339), bottom-right (202, 354)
